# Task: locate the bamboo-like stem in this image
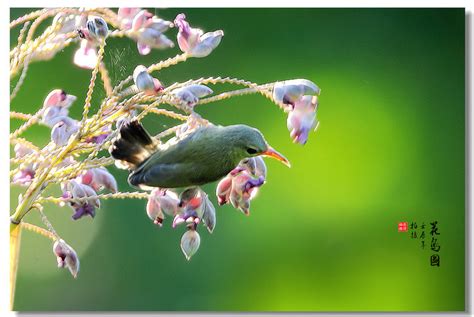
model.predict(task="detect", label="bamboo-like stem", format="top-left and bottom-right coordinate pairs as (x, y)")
top-left (10, 223), bottom-right (22, 310)
top-left (10, 136), bottom-right (79, 224)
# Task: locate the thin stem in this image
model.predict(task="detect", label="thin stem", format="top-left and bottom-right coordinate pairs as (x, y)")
top-left (10, 137), bottom-right (40, 152)
top-left (81, 40), bottom-right (106, 125)
top-left (10, 111), bottom-right (33, 121)
top-left (99, 62), bottom-right (113, 97)
top-left (112, 53), bottom-right (189, 94)
top-left (10, 55), bottom-right (31, 100)
top-left (198, 86), bottom-right (273, 105)
top-left (10, 108), bottom-right (44, 139)
top-left (38, 192), bottom-right (150, 204)
top-left (10, 21), bottom-right (30, 59)
top-left (10, 9), bottom-right (47, 28)
top-left (21, 222), bottom-right (57, 241)
top-left (143, 107), bottom-right (189, 121)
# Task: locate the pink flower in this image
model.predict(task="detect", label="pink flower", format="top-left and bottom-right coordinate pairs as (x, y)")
top-left (172, 187), bottom-right (216, 233)
top-left (12, 165), bottom-right (36, 186)
top-left (131, 10), bottom-right (174, 55)
top-left (43, 89), bottom-right (76, 109)
top-left (41, 89), bottom-right (77, 127)
top-left (273, 79), bottom-right (320, 106)
top-left (51, 117), bottom-right (79, 146)
top-left (174, 13), bottom-right (224, 58)
top-left (117, 8), bottom-right (141, 30)
top-left (62, 180), bottom-right (100, 220)
top-left (146, 189), bottom-right (180, 226)
top-left (286, 95), bottom-right (319, 145)
top-left (229, 172), bottom-right (264, 215)
top-left (216, 157), bottom-right (267, 215)
top-left (53, 239), bottom-right (80, 278)
top-left (78, 167), bottom-right (118, 193)
top-left (133, 65), bottom-right (163, 95)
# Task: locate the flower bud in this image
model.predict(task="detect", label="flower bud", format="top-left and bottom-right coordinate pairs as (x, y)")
top-left (273, 79), bottom-right (320, 106)
top-left (173, 84), bottom-right (213, 107)
top-left (133, 65), bottom-right (163, 95)
top-left (86, 16), bottom-right (108, 41)
top-left (146, 196), bottom-right (165, 226)
top-left (147, 189), bottom-right (180, 226)
top-left (180, 229), bottom-right (201, 260)
top-left (53, 239), bottom-right (80, 278)
top-left (216, 175), bottom-right (232, 205)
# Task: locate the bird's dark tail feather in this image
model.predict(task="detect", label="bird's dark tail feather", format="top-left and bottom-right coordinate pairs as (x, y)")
top-left (109, 120), bottom-right (158, 170)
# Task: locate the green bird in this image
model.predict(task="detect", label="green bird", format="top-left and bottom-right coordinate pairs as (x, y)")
top-left (109, 121), bottom-right (290, 189)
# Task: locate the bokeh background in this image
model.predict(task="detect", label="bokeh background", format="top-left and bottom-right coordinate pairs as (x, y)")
top-left (10, 8), bottom-right (465, 311)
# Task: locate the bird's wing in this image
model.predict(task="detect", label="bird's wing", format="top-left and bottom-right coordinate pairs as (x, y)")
top-left (152, 126), bottom-right (220, 164)
top-left (129, 162), bottom-right (203, 188)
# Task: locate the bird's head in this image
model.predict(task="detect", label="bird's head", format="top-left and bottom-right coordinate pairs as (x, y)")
top-left (226, 125), bottom-right (291, 167)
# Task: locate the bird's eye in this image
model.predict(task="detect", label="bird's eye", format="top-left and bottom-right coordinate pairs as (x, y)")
top-left (246, 148), bottom-right (258, 155)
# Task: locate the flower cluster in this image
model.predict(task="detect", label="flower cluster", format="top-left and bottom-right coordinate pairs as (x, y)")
top-left (10, 8), bottom-right (321, 284)
top-left (146, 187), bottom-right (215, 260)
top-left (217, 157), bottom-right (266, 215)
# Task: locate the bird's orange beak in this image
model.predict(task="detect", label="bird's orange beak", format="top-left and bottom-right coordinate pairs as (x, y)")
top-left (262, 146), bottom-right (291, 167)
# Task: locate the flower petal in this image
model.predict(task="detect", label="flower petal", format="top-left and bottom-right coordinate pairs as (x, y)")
top-left (190, 30), bottom-right (224, 58)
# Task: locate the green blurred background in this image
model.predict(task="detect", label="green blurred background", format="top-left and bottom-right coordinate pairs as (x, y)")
top-left (10, 8), bottom-right (465, 311)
